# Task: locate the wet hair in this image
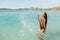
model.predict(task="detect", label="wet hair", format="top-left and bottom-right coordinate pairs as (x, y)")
top-left (44, 12), bottom-right (47, 30)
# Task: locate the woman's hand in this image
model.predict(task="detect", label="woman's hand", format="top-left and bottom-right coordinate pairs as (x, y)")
top-left (38, 15), bottom-right (39, 19)
top-left (38, 14), bottom-right (39, 17)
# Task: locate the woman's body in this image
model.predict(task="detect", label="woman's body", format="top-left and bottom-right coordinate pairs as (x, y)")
top-left (38, 12), bottom-right (47, 35)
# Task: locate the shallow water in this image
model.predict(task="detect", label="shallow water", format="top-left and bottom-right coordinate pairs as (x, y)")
top-left (0, 10), bottom-right (60, 40)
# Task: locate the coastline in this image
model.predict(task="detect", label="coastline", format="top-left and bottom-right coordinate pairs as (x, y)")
top-left (0, 6), bottom-right (60, 10)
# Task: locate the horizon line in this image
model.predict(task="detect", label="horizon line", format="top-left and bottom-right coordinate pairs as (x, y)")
top-left (0, 6), bottom-right (60, 9)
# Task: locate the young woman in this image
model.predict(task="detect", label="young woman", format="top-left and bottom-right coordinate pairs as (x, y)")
top-left (38, 12), bottom-right (47, 35)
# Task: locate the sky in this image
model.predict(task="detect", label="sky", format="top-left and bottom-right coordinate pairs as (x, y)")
top-left (0, 0), bottom-right (60, 9)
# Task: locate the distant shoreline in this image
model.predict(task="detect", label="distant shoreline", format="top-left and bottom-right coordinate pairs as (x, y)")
top-left (0, 6), bottom-right (60, 10)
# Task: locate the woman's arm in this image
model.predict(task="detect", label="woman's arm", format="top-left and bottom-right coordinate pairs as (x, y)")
top-left (38, 15), bottom-right (41, 24)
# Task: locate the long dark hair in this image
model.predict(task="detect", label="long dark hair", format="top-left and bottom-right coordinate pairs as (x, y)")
top-left (44, 12), bottom-right (47, 30)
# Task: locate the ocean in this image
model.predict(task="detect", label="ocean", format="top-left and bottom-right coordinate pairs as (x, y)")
top-left (0, 10), bottom-right (60, 40)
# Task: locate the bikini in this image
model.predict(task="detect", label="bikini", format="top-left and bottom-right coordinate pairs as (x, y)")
top-left (40, 24), bottom-right (45, 29)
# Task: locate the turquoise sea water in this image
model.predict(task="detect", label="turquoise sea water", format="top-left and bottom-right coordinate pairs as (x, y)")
top-left (0, 10), bottom-right (60, 40)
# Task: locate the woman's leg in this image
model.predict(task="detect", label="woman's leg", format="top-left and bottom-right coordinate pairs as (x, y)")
top-left (38, 29), bottom-right (45, 35)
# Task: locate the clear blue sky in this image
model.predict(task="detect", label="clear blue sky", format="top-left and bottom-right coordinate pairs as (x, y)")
top-left (0, 0), bottom-right (60, 9)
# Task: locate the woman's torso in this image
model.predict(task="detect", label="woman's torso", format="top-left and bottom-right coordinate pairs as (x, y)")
top-left (39, 17), bottom-right (46, 29)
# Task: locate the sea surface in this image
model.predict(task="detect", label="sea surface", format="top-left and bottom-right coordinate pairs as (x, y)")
top-left (0, 10), bottom-right (60, 40)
